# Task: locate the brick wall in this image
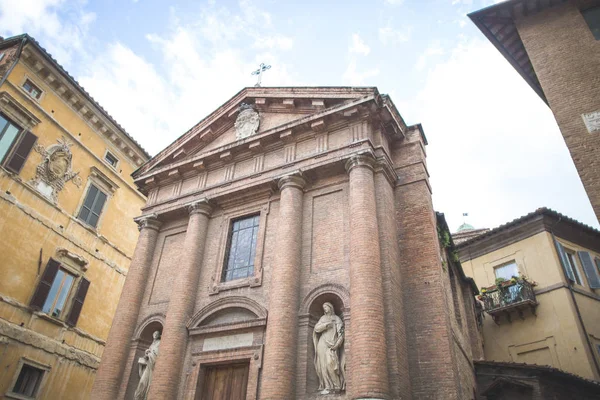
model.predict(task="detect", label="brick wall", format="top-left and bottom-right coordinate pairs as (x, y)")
top-left (516, 1), bottom-right (600, 222)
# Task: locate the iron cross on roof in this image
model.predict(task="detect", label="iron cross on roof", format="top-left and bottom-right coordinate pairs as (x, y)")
top-left (251, 63), bottom-right (271, 87)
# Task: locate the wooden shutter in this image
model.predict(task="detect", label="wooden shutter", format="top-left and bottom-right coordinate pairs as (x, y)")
top-left (30, 258), bottom-right (60, 310)
top-left (4, 130), bottom-right (37, 174)
top-left (554, 239), bottom-right (575, 282)
top-left (66, 278), bottom-right (90, 326)
top-left (578, 251), bottom-right (600, 289)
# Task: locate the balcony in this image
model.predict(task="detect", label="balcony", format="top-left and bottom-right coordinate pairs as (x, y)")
top-left (480, 279), bottom-right (537, 324)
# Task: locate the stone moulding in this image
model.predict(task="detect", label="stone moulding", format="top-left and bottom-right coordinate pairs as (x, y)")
top-left (56, 247), bottom-right (89, 270)
top-left (187, 296), bottom-right (268, 331)
top-left (29, 136), bottom-right (82, 202)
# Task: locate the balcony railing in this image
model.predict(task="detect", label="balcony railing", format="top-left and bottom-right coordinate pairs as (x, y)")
top-left (480, 280), bottom-right (537, 323)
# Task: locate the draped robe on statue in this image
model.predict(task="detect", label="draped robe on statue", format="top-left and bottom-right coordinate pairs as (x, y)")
top-left (134, 332), bottom-right (160, 400)
top-left (313, 303), bottom-right (345, 393)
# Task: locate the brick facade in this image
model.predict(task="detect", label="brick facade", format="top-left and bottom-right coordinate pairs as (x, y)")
top-left (470, 0), bottom-right (600, 223)
top-left (92, 87), bottom-right (482, 399)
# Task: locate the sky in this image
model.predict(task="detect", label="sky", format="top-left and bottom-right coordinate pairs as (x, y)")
top-left (1, 0), bottom-right (598, 231)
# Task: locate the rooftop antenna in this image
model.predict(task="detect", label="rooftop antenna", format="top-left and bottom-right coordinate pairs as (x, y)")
top-left (251, 63), bottom-right (271, 87)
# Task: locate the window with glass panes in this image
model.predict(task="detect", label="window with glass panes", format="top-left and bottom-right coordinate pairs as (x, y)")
top-left (78, 184), bottom-right (107, 228)
top-left (222, 214), bottom-right (260, 282)
top-left (13, 364), bottom-right (44, 398)
top-left (23, 79), bottom-right (42, 99)
top-left (42, 269), bottom-right (75, 318)
top-left (0, 114), bottom-right (21, 163)
top-left (565, 250), bottom-right (583, 285)
top-left (494, 261), bottom-right (519, 280)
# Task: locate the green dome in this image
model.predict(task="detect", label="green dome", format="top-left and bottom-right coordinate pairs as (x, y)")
top-left (457, 222), bottom-right (475, 232)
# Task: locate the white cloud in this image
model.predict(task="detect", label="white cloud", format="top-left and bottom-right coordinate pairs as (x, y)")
top-left (342, 60), bottom-right (379, 86)
top-left (78, 1), bottom-right (299, 155)
top-left (398, 38), bottom-right (599, 230)
top-left (349, 33), bottom-right (370, 56)
top-left (378, 25), bottom-right (411, 45)
top-left (0, 0), bottom-right (95, 66)
top-left (415, 41), bottom-right (445, 71)
top-left (384, 0), bottom-right (405, 5)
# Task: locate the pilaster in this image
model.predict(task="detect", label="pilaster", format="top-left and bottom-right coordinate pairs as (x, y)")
top-left (148, 200), bottom-right (212, 399)
top-left (345, 154), bottom-right (390, 399)
top-left (261, 173), bottom-right (306, 400)
top-left (91, 215), bottom-right (162, 400)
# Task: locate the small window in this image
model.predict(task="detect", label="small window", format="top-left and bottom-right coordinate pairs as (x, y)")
top-left (222, 214), bottom-right (260, 282)
top-left (22, 79), bottom-right (42, 100)
top-left (77, 184), bottom-right (107, 228)
top-left (0, 113), bottom-right (22, 162)
top-left (494, 261), bottom-right (519, 280)
top-left (565, 250), bottom-right (583, 285)
top-left (12, 364), bottom-right (44, 398)
top-left (42, 269), bottom-right (75, 318)
top-left (582, 6), bottom-right (600, 40)
top-left (595, 258), bottom-right (600, 276)
top-left (104, 151), bottom-right (118, 168)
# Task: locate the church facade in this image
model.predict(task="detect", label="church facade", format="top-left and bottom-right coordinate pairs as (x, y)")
top-left (92, 87), bottom-right (482, 400)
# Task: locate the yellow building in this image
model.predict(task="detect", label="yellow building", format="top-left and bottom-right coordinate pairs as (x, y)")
top-left (0, 34), bottom-right (149, 399)
top-left (457, 207), bottom-right (600, 381)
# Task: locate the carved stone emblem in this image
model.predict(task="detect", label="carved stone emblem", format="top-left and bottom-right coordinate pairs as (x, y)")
top-left (30, 136), bottom-right (81, 202)
top-left (234, 103), bottom-right (260, 140)
top-left (582, 111), bottom-right (600, 133)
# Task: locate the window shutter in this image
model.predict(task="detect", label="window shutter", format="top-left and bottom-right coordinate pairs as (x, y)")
top-left (578, 251), bottom-right (600, 289)
top-left (30, 258), bottom-right (60, 310)
top-left (554, 239), bottom-right (575, 282)
top-left (66, 278), bottom-right (89, 327)
top-left (4, 131), bottom-right (37, 174)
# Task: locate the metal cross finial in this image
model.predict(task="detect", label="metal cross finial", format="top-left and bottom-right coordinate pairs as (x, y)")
top-left (251, 63), bottom-right (271, 87)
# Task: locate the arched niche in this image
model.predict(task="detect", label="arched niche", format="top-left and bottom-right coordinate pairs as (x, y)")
top-left (125, 316), bottom-right (164, 400)
top-left (299, 284), bottom-right (350, 396)
top-left (187, 296), bottom-right (267, 335)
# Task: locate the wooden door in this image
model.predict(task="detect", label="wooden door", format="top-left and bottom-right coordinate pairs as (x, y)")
top-left (199, 363), bottom-right (249, 400)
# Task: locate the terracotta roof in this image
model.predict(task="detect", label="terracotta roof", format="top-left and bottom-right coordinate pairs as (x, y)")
top-left (475, 360), bottom-right (600, 388)
top-left (456, 207), bottom-right (600, 249)
top-left (0, 33), bottom-right (150, 159)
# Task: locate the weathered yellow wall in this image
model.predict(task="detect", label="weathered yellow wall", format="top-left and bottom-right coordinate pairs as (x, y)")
top-left (462, 231), bottom-right (600, 380)
top-left (0, 54), bottom-right (146, 400)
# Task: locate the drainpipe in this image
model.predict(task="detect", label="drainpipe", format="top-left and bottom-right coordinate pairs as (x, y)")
top-left (550, 216), bottom-right (600, 378)
top-left (0, 36), bottom-right (27, 89)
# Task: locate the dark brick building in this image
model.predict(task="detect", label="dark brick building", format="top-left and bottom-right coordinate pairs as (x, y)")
top-left (470, 0), bottom-right (600, 222)
top-left (91, 87), bottom-right (483, 399)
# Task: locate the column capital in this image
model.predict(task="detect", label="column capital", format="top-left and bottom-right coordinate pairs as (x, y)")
top-left (278, 173), bottom-right (307, 191)
top-left (187, 199), bottom-right (213, 216)
top-left (345, 153), bottom-right (377, 174)
top-left (135, 214), bottom-right (162, 232)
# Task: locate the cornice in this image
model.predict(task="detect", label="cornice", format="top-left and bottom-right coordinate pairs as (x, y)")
top-left (3, 79), bottom-right (146, 202)
top-left (19, 46), bottom-right (148, 166)
top-left (135, 95), bottom-right (378, 186)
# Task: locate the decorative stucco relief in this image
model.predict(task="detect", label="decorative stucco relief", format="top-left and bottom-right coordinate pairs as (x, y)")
top-left (30, 136), bottom-right (81, 202)
top-left (234, 103), bottom-right (260, 140)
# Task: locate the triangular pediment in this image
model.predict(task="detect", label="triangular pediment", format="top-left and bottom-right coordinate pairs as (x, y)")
top-left (134, 87), bottom-right (380, 178)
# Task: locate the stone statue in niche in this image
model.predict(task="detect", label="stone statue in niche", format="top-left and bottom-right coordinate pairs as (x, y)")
top-left (234, 103), bottom-right (260, 140)
top-left (313, 302), bottom-right (345, 394)
top-left (134, 330), bottom-right (161, 400)
top-left (30, 136), bottom-right (81, 202)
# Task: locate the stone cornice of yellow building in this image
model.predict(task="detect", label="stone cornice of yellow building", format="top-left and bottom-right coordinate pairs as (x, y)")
top-left (3, 79), bottom-right (146, 202)
top-left (16, 38), bottom-right (149, 166)
top-left (0, 176), bottom-right (131, 270)
top-left (0, 308), bottom-right (101, 369)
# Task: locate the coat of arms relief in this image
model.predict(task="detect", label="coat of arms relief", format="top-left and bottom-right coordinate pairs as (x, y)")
top-left (30, 136), bottom-right (81, 202)
top-left (234, 103), bottom-right (260, 140)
